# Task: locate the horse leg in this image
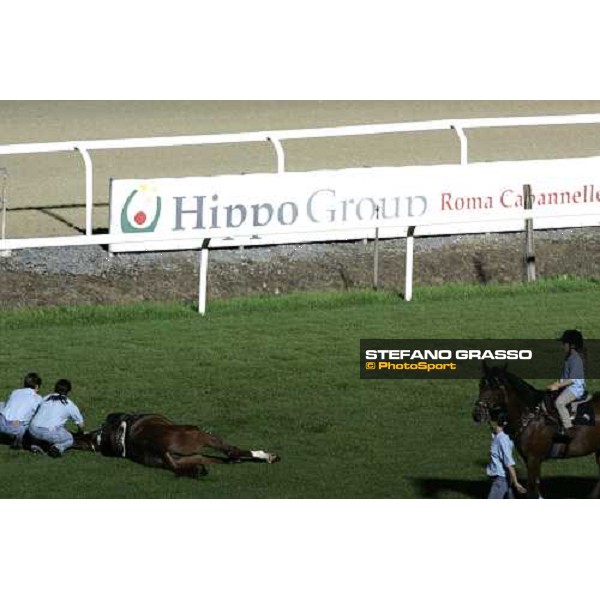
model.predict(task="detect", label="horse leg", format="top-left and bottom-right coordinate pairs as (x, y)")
top-left (198, 432), bottom-right (279, 463)
top-left (163, 427), bottom-right (279, 464)
top-left (526, 456), bottom-right (543, 499)
top-left (590, 450), bottom-right (600, 499)
top-left (162, 451), bottom-right (232, 478)
top-left (198, 432), bottom-right (251, 460)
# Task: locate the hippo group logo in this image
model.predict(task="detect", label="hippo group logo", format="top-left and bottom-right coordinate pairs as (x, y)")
top-left (120, 185), bottom-right (162, 233)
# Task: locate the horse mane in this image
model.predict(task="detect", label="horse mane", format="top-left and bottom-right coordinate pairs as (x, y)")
top-left (495, 368), bottom-right (546, 408)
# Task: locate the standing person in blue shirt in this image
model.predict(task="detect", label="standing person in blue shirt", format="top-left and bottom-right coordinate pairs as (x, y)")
top-left (547, 329), bottom-right (586, 438)
top-left (0, 372), bottom-right (43, 449)
top-left (28, 379), bottom-right (85, 458)
top-left (486, 407), bottom-right (526, 499)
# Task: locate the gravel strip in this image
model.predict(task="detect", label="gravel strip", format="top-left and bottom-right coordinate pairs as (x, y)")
top-left (2, 227), bottom-right (598, 277)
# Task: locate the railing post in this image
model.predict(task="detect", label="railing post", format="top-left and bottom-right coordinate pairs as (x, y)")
top-left (0, 167), bottom-right (10, 257)
top-left (405, 226), bottom-right (416, 301)
top-left (267, 136), bottom-right (285, 173)
top-left (75, 146), bottom-right (94, 235)
top-left (451, 124), bottom-right (469, 165)
top-left (198, 238), bottom-right (211, 315)
top-left (523, 184), bottom-right (536, 282)
top-left (373, 206), bottom-right (380, 290)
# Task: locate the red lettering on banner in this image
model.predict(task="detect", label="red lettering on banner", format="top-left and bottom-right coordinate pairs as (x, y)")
top-left (500, 189), bottom-right (514, 207)
top-left (501, 185), bottom-right (600, 208)
top-left (585, 185), bottom-right (600, 202)
top-left (582, 185), bottom-right (600, 202)
top-left (440, 193), bottom-right (493, 211)
top-left (446, 184), bottom-right (600, 212)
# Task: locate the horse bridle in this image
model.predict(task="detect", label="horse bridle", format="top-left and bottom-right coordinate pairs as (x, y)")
top-left (477, 374), bottom-right (539, 438)
top-left (476, 374), bottom-right (510, 420)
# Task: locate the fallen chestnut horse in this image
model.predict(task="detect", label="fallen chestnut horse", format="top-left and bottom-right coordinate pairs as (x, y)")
top-left (77, 412), bottom-right (280, 478)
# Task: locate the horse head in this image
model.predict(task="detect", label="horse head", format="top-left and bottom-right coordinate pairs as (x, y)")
top-left (472, 360), bottom-right (509, 423)
top-left (71, 429), bottom-right (101, 452)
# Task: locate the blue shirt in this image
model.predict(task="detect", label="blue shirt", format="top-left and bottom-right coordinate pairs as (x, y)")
top-left (0, 388), bottom-right (43, 423)
top-left (29, 394), bottom-right (84, 429)
top-left (486, 431), bottom-right (515, 477)
top-left (561, 350), bottom-right (586, 397)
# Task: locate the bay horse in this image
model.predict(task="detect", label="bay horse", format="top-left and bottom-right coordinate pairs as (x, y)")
top-left (76, 412), bottom-right (280, 478)
top-left (473, 363), bottom-right (600, 498)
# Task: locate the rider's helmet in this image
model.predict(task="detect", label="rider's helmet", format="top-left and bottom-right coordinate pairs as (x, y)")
top-left (558, 329), bottom-right (584, 350)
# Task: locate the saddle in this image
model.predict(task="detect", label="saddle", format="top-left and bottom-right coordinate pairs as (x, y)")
top-left (97, 412), bottom-right (147, 458)
top-left (542, 391), bottom-right (595, 427)
top-left (538, 392), bottom-right (595, 457)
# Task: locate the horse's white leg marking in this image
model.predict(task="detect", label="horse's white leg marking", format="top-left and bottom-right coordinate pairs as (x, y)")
top-left (251, 449), bottom-right (277, 463)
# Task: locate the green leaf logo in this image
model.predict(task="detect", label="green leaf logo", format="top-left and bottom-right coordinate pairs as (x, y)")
top-left (121, 187), bottom-right (162, 233)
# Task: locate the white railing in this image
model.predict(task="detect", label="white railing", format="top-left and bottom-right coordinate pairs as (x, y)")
top-left (2, 112), bottom-right (600, 236)
top-left (2, 112), bottom-right (600, 312)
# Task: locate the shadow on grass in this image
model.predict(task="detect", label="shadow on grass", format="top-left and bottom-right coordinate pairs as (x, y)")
top-left (0, 433), bottom-right (15, 446)
top-left (412, 476), bottom-right (599, 499)
top-left (412, 477), bottom-right (489, 499)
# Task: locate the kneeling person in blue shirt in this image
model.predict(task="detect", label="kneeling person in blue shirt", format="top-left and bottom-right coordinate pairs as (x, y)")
top-left (28, 379), bottom-right (84, 458)
top-left (0, 372), bottom-right (43, 448)
top-left (486, 407), bottom-right (526, 499)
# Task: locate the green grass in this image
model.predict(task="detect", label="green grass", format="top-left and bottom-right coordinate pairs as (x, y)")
top-left (1, 277), bottom-right (599, 498)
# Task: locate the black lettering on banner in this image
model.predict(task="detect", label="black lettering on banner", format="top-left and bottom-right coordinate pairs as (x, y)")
top-left (173, 196), bottom-right (205, 231)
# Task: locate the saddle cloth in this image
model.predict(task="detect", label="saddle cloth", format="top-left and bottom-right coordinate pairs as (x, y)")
top-left (544, 394), bottom-right (595, 457)
top-left (544, 393), bottom-right (595, 427)
top-left (570, 395), bottom-right (595, 426)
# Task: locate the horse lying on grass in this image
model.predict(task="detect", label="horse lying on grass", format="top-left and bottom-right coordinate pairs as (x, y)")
top-left (75, 412), bottom-right (280, 478)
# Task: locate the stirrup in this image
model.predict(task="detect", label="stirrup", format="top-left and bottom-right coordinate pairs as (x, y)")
top-left (556, 425), bottom-right (575, 440)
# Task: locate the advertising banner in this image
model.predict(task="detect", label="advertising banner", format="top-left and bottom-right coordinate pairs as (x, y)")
top-left (109, 156), bottom-right (600, 251)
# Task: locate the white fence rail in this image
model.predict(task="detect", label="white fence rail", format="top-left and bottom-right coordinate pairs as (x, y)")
top-left (2, 112), bottom-right (600, 312)
top-left (2, 112), bottom-right (600, 235)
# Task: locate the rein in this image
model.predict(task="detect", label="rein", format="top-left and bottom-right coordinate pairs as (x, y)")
top-left (479, 371), bottom-right (545, 440)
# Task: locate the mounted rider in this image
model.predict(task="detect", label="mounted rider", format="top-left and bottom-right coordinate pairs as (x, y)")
top-left (547, 329), bottom-right (586, 438)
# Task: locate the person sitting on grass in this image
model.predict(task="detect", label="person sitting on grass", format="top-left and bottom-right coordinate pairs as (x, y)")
top-left (0, 372), bottom-right (43, 449)
top-left (486, 407), bottom-right (526, 499)
top-left (28, 379), bottom-right (85, 458)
